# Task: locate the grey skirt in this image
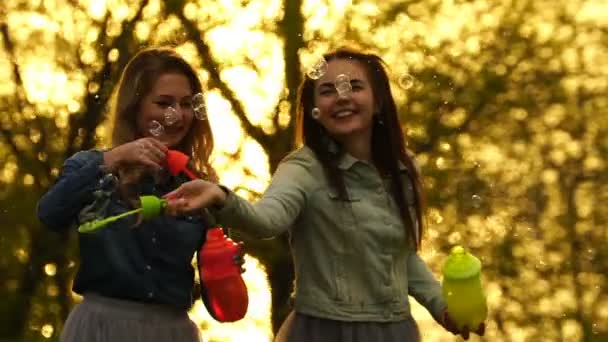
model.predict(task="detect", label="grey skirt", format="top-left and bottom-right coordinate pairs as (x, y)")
top-left (274, 311), bottom-right (421, 342)
top-left (60, 294), bottom-right (200, 342)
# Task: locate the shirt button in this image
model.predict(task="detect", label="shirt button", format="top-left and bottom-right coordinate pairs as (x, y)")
top-left (186, 216), bottom-right (194, 221)
top-left (147, 291), bottom-right (154, 298)
top-left (384, 217), bottom-right (391, 225)
top-left (151, 237), bottom-right (157, 243)
top-left (376, 187), bottom-right (383, 194)
top-left (146, 265), bottom-right (152, 271)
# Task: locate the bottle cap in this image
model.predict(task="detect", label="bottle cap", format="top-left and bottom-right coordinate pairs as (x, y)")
top-left (442, 246), bottom-right (481, 279)
top-left (140, 195), bottom-right (166, 219)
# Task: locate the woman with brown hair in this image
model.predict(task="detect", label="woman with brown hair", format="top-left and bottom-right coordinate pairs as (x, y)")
top-left (164, 47), bottom-right (485, 341)
top-left (37, 47), bottom-right (217, 341)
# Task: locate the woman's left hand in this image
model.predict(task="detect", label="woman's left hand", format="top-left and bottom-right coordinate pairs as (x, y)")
top-left (442, 310), bottom-right (485, 340)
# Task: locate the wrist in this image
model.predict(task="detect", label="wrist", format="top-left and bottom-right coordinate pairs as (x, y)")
top-left (213, 185), bottom-right (228, 209)
top-left (102, 149), bottom-right (121, 171)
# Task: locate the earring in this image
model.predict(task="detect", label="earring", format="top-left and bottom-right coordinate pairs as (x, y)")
top-left (311, 107), bottom-right (321, 120)
top-left (375, 113), bottom-right (384, 125)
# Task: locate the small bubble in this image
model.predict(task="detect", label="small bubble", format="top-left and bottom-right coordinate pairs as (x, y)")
top-left (471, 194), bottom-right (482, 208)
top-left (335, 73), bottom-right (352, 97)
top-left (163, 107), bottom-right (179, 126)
top-left (40, 324), bottom-right (53, 338)
top-left (192, 93), bottom-right (206, 120)
top-left (398, 74), bottom-right (415, 89)
top-left (148, 120), bottom-right (164, 137)
top-left (306, 57), bottom-right (328, 80)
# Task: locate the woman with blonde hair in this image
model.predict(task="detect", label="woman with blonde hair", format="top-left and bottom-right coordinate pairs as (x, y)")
top-left (38, 47), bottom-right (221, 341)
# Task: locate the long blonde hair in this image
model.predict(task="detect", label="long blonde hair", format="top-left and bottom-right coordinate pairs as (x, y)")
top-left (108, 47), bottom-right (217, 205)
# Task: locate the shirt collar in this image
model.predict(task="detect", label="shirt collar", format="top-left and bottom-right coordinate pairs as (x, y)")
top-left (336, 152), bottom-right (409, 172)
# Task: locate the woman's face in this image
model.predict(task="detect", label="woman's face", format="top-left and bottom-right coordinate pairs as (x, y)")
top-left (137, 72), bottom-right (195, 148)
top-left (313, 58), bottom-right (377, 143)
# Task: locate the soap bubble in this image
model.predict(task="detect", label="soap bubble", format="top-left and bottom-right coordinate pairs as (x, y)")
top-left (471, 194), bottom-right (482, 208)
top-left (306, 57), bottom-right (328, 80)
top-left (192, 93), bottom-right (207, 120)
top-left (163, 107), bottom-right (179, 126)
top-left (335, 73), bottom-right (352, 97)
top-left (148, 120), bottom-right (164, 137)
top-left (398, 74), bottom-right (415, 90)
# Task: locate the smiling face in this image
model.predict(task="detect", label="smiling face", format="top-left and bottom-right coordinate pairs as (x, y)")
top-left (313, 58), bottom-right (378, 143)
top-left (137, 72), bottom-right (195, 148)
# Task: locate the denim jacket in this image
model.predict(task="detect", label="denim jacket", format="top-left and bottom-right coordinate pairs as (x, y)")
top-left (215, 146), bottom-right (447, 323)
top-left (37, 150), bottom-right (208, 309)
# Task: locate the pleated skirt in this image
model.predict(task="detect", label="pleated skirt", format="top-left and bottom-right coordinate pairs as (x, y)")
top-left (274, 311), bottom-right (421, 342)
top-left (60, 293), bottom-right (200, 342)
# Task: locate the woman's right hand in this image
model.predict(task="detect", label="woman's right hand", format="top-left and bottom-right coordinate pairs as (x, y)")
top-left (442, 310), bottom-right (485, 340)
top-left (103, 137), bottom-right (168, 171)
top-left (163, 179), bottom-right (227, 215)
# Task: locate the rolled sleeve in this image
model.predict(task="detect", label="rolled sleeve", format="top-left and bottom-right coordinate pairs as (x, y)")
top-left (214, 151), bottom-right (314, 238)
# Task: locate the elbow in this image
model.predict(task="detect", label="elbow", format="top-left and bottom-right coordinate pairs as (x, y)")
top-left (36, 199), bottom-right (66, 232)
top-left (255, 229), bottom-right (280, 240)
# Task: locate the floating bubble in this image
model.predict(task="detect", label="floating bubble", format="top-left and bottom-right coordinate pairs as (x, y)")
top-left (471, 194), bottom-right (482, 208)
top-left (335, 73), bottom-right (352, 97)
top-left (148, 120), bottom-right (164, 137)
top-left (192, 93), bottom-right (207, 120)
top-left (163, 107), bottom-right (179, 126)
top-left (398, 74), bottom-right (415, 90)
top-left (306, 57), bottom-right (328, 80)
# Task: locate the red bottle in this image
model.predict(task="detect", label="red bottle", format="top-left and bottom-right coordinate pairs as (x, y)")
top-left (199, 227), bottom-right (249, 322)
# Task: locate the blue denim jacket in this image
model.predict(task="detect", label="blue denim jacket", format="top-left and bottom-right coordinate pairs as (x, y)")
top-left (215, 146), bottom-right (447, 323)
top-left (37, 150), bottom-right (208, 309)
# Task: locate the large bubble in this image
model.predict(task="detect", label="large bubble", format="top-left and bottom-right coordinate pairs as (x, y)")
top-left (306, 57), bottom-right (328, 80)
top-left (148, 120), bottom-right (165, 137)
top-left (192, 93), bottom-right (207, 120)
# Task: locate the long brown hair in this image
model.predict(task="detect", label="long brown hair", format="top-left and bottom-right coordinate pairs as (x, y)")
top-left (108, 47), bottom-right (217, 205)
top-left (295, 47), bottom-right (425, 249)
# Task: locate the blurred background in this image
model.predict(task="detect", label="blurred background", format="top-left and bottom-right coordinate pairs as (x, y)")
top-left (1, 0), bottom-right (607, 341)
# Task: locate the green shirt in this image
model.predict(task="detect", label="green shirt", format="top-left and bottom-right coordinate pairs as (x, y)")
top-left (216, 146), bottom-right (446, 323)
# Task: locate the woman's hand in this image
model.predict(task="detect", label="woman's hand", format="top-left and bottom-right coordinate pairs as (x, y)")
top-left (442, 310), bottom-right (485, 340)
top-left (103, 137), bottom-right (168, 171)
top-left (163, 179), bottom-right (227, 214)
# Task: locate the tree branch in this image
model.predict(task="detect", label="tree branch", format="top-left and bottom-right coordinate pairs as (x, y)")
top-left (172, 8), bottom-right (270, 147)
top-left (64, 0), bottom-right (149, 159)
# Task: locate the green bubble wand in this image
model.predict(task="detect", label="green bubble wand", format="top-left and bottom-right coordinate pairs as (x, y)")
top-left (78, 195), bottom-right (168, 233)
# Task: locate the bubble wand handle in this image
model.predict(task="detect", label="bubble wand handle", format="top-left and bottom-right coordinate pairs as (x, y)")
top-left (78, 208), bottom-right (142, 233)
top-left (183, 168), bottom-right (198, 180)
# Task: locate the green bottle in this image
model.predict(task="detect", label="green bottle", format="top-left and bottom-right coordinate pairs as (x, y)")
top-left (441, 246), bottom-right (487, 330)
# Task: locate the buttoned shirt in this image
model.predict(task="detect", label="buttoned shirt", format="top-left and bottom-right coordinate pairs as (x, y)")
top-left (216, 146), bottom-right (446, 322)
top-left (37, 150), bottom-right (207, 309)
